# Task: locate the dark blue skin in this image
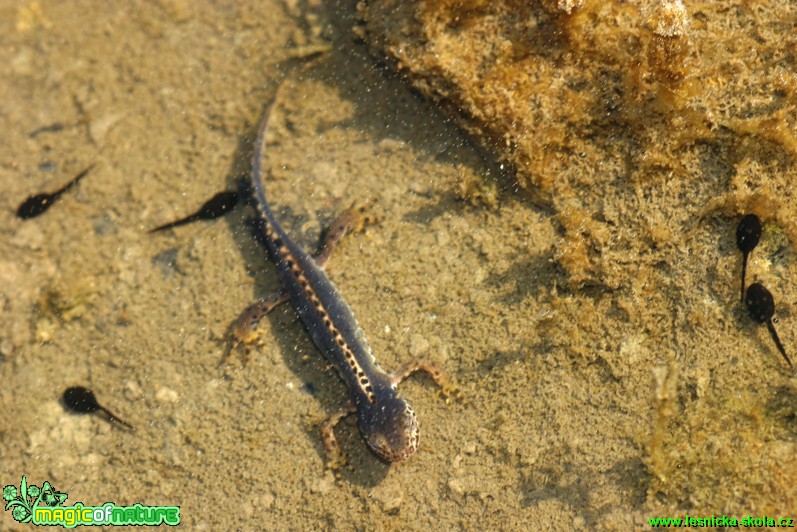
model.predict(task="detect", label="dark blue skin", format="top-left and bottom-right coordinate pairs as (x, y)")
top-left (249, 98), bottom-right (420, 463)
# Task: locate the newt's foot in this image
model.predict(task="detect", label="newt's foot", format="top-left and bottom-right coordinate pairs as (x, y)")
top-left (320, 401), bottom-right (357, 470)
top-left (325, 452), bottom-right (349, 473)
top-left (225, 293), bottom-right (289, 363)
top-left (334, 202), bottom-right (381, 235)
top-left (390, 360), bottom-right (462, 404)
top-left (316, 203), bottom-right (381, 267)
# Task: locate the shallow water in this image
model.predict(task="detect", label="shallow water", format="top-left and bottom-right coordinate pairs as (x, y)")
top-left (2, 1), bottom-right (795, 529)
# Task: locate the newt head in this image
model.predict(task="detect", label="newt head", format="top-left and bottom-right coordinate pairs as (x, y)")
top-left (357, 391), bottom-right (419, 462)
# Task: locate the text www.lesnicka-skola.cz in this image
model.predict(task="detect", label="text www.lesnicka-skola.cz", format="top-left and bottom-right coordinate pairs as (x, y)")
top-left (648, 514), bottom-right (794, 528)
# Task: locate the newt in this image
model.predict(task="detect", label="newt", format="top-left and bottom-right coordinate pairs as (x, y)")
top-left (231, 95), bottom-right (456, 467)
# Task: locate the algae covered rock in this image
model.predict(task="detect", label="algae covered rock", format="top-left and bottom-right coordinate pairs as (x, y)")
top-left (361, 0), bottom-right (797, 287)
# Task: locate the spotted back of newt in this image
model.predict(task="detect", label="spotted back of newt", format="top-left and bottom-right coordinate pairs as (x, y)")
top-left (248, 98), bottom-right (422, 462)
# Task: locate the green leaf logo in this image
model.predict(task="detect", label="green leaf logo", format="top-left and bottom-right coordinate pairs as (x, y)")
top-left (3, 476), bottom-right (68, 523)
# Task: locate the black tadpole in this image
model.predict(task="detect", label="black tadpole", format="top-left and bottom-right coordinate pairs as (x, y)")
top-left (62, 386), bottom-right (134, 430)
top-left (736, 214), bottom-right (762, 303)
top-left (745, 282), bottom-right (792, 369)
top-left (149, 190), bottom-right (239, 232)
top-left (16, 165), bottom-right (95, 219)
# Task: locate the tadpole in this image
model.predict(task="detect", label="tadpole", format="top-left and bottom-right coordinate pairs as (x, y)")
top-left (149, 190), bottom-right (239, 232)
top-left (745, 282), bottom-right (792, 369)
top-left (16, 165), bottom-right (95, 219)
top-left (736, 214), bottom-right (762, 303)
top-left (62, 386), bottom-right (134, 430)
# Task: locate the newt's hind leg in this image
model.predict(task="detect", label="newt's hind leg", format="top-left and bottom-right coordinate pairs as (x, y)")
top-left (227, 204), bottom-right (377, 361)
top-left (315, 203), bottom-right (380, 268)
top-left (226, 291), bottom-right (289, 361)
top-left (389, 360), bottom-right (461, 403)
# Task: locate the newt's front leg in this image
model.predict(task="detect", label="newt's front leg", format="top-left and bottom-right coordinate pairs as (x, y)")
top-left (389, 360), bottom-right (461, 403)
top-left (320, 401), bottom-right (357, 470)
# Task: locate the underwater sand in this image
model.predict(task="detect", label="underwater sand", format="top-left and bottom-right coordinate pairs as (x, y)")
top-left (1, 1), bottom-right (795, 529)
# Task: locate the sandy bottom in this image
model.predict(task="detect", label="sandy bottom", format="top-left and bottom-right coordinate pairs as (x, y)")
top-left (1, 1), bottom-right (794, 530)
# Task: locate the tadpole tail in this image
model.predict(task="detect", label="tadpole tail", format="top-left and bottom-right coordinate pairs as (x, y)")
top-left (53, 164), bottom-right (96, 199)
top-left (148, 215), bottom-right (196, 233)
top-left (148, 190), bottom-right (239, 233)
top-left (766, 320), bottom-right (792, 369)
top-left (98, 407), bottom-right (135, 430)
top-left (740, 254), bottom-right (748, 304)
